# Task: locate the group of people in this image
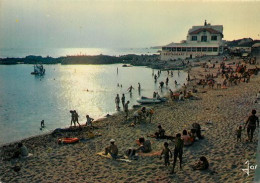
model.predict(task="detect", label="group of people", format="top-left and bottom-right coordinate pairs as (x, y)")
top-left (133, 107), bottom-right (154, 124)
top-left (104, 137), bottom-right (152, 160)
top-left (236, 109), bottom-right (259, 142)
top-left (70, 110), bottom-right (94, 128)
top-left (103, 122), bottom-right (207, 174)
top-left (114, 94), bottom-right (130, 120)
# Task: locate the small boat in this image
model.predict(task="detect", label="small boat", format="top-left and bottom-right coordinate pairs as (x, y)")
top-left (58, 137), bottom-right (79, 144)
top-left (31, 64), bottom-right (45, 75)
top-left (122, 64), bottom-right (132, 67)
top-left (137, 96), bottom-right (167, 104)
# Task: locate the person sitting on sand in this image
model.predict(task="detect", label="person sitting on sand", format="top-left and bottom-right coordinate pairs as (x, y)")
top-left (137, 137), bottom-right (152, 153)
top-left (192, 156), bottom-right (209, 170)
top-left (192, 123), bottom-right (203, 139)
top-left (86, 115), bottom-right (94, 127)
top-left (185, 91), bottom-right (193, 99)
top-left (125, 147), bottom-right (138, 160)
top-left (244, 109), bottom-right (259, 142)
top-left (104, 139), bottom-right (118, 159)
top-left (160, 142), bottom-right (172, 166)
top-left (236, 126), bottom-right (242, 142)
top-left (192, 86), bottom-right (198, 93)
top-left (179, 92), bottom-right (184, 101)
top-left (13, 143), bottom-right (29, 158)
top-left (182, 130), bottom-right (193, 146)
top-left (155, 125), bottom-right (166, 139)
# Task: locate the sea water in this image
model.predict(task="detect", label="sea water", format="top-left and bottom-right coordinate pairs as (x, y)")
top-left (0, 64), bottom-right (187, 145)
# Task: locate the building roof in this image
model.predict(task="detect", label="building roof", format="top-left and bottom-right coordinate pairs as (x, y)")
top-left (189, 28), bottom-right (222, 35)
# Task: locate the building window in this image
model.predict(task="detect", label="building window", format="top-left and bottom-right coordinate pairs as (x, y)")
top-left (213, 47), bottom-right (218, 52)
top-left (177, 47), bottom-right (181, 52)
top-left (187, 47), bottom-right (191, 52)
top-left (207, 47), bottom-right (213, 52)
top-left (172, 47), bottom-right (176, 51)
top-left (202, 47), bottom-right (207, 52)
top-left (219, 47), bottom-right (223, 52)
top-left (201, 36), bottom-right (207, 42)
top-left (211, 36), bottom-right (217, 41)
top-left (192, 47), bottom-right (196, 52)
top-left (182, 47), bottom-right (186, 52)
top-left (191, 36), bottom-right (197, 41)
top-left (162, 47), bottom-right (166, 50)
top-left (197, 47), bottom-right (202, 52)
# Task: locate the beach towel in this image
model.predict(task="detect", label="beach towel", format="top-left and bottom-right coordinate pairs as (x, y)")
top-left (96, 152), bottom-right (132, 162)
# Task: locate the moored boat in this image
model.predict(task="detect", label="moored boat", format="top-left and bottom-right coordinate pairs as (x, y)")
top-left (137, 96), bottom-right (167, 104)
top-left (31, 64), bottom-right (45, 75)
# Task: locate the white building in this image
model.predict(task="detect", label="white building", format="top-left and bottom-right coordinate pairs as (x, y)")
top-left (161, 21), bottom-right (224, 61)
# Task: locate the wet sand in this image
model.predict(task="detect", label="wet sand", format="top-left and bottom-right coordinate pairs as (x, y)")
top-left (0, 57), bottom-right (259, 183)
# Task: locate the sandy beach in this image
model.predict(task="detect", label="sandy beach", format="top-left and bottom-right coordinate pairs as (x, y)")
top-left (0, 57), bottom-right (259, 183)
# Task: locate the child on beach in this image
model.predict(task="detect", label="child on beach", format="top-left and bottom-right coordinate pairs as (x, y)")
top-left (86, 115), bottom-right (94, 127)
top-left (236, 126), bottom-right (242, 142)
top-left (160, 142), bottom-right (172, 166)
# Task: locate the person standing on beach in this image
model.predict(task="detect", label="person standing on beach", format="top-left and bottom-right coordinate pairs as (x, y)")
top-left (171, 133), bottom-right (184, 174)
top-left (121, 94), bottom-right (125, 109)
top-left (74, 110), bottom-right (81, 127)
top-left (70, 110), bottom-right (75, 126)
top-left (244, 109), bottom-right (259, 142)
top-left (115, 94), bottom-right (120, 110)
top-left (166, 77), bottom-right (169, 86)
top-left (124, 101), bottom-right (130, 120)
top-left (236, 126), bottom-right (242, 142)
top-left (160, 142), bottom-right (172, 166)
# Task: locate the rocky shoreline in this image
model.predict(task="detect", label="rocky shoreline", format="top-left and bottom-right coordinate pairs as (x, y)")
top-left (0, 54), bottom-right (194, 70)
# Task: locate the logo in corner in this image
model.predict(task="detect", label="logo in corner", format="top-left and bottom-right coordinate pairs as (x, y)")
top-left (242, 160), bottom-right (257, 176)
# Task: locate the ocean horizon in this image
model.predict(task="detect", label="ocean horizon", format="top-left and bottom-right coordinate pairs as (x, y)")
top-left (0, 47), bottom-right (160, 58)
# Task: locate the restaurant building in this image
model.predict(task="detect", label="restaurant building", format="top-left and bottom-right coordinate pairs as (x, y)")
top-left (161, 21), bottom-right (224, 61)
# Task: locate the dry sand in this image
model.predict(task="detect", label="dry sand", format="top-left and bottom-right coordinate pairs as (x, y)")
top-left (0, 57), bottom-right (259, 183)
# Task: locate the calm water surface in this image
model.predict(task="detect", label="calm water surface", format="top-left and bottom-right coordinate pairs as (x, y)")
top-left (0, 64), bottom-right (187, 145)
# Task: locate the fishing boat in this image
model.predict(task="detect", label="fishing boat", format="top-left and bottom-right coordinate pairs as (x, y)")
top-left (31, 64), bottom-right (45, 75)
top-left (137, 96), bottom-right (167, 104)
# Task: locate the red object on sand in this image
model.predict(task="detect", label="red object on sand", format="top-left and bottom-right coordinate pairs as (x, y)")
top-left (58, 138), bottom-right (79, 144)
